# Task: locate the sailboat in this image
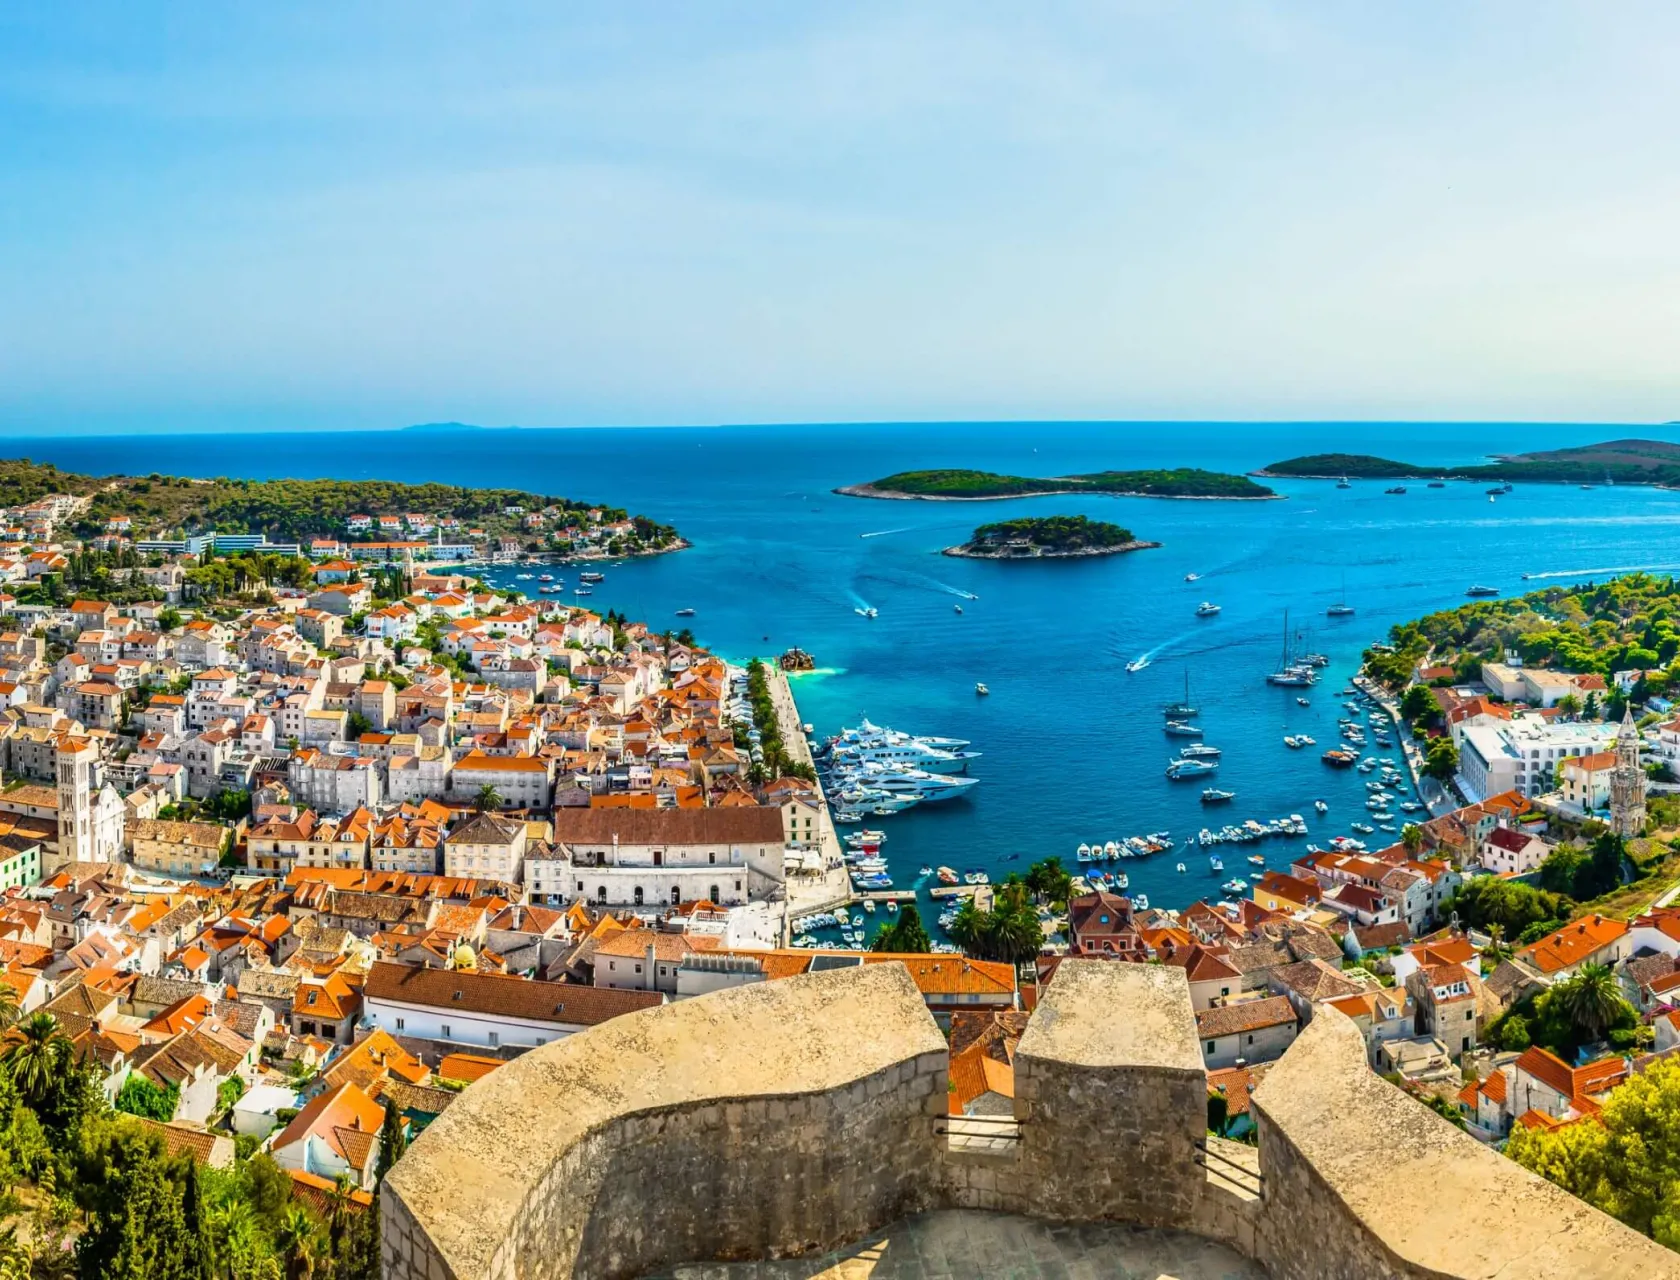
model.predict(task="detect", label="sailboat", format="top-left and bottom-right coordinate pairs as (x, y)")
top-left (1327, 571), bottom-right (1354, 618)
top-left (1164, 671), bottom-right (1197, 718)
top-left (1266, 610), bottom-right (1316, 687)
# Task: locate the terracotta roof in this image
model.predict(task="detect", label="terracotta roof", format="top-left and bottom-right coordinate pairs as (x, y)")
top-left (552, 806), bottom-right (785, 846)
top-left (1194, 996), bottom-right (1297, 1039)
top-left (364, 960), bottom-right (661, 1027)
top-left (271, 1080), bottom-right (384, 1162)
top-left (437, 1052), bottom-right (504, 1084)
top-left (1517, 915), bottom-right (1628, 975)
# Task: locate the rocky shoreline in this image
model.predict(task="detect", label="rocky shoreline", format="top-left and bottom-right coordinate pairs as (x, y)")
top-left (941, 540), bottom-right (1162, 560)
top-left (837, 483), bottom-right (1281, 502)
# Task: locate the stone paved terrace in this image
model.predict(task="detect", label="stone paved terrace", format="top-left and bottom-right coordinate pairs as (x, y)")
top-left (650, 1212), bottom-right (1263, 1280)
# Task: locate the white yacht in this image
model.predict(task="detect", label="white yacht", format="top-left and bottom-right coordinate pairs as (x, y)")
top-left (1179, 743), bottom-right (1221, 758)
top-left (829, 737), bottom-right (981, 775)
top-left (1195, 601), bottom-right (1221, 617)
top-left (1167, 758), bottom-right (1219, 780)
top-left (833, 762), bottom-right (979, 802)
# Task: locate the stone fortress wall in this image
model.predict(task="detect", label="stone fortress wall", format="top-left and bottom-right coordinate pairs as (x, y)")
top-left (383, 961), bottom-right (1680, 1280)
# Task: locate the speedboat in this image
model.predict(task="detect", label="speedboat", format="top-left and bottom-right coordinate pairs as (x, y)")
top-left (1176, 862), bottom-right (1186, 873)
top-left (1296, 696), bottom-right (1310, 706)
top-left (1466, 585), bottom-right (1499, 597)
top-left (1126, 657), bottom-right (1150, 673)
top-left (974, 682), bottom-right (989, 695)
top-left (1164, 720), bottom-right (1202, 737)
top-left (675, 608), bottom-right (695, 617)
top-left (1184, 572), bottom-right (1201, 582)
top-left (1179, 743), bottom-right (1221, 758)
top-left (954, 604), bottom-right (963, 614)
top-left (1196, 602), bottom-right (1221, 617)
top-left (1314, 799), bottom-right (1328, 814)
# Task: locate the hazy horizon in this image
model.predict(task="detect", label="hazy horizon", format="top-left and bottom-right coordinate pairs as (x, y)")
top-left (7, 4), bottom-right (1680, 435)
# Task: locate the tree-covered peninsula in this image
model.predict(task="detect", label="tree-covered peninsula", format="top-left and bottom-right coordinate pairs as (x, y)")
top-left (837, 467), bottom-right (1276, 501)
top-left (944, 515), bottom-right (1159, 559)
top-left (1363, 573), bottom-right (1680, 694)
top-left (0, 457), bottom-right (683, 554)
top-left (1260, 438), bottom-right (1680, 487)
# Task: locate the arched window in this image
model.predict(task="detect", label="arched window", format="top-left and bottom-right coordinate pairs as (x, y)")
top-left (671, 886), bottom-right (681, 905)
top-left (633, 886), bottom-right (644, 906)
top-left (597, 885), bottom-right (607, 903)
top-left (710, 884), bottom-right (720, 904)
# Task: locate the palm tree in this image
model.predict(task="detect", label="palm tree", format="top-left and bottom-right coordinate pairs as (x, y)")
top-left (473, 784), bottom-right (502, 812)
top-left (323, 1175), bottom-right (356, 1254)
top-left (0, 981), bottom-right (21, 1035)
top-left (274, 1204), bottom-right (323, 1280)
top-left (209, 1199), bottom-right (260, 1279)
top-left (2, 1013), bottom-right (67, 1107)
top-left (1551, 962), bottom-right (1627, 1042)
top-left (1401, 824), bottom-right (1423, 855)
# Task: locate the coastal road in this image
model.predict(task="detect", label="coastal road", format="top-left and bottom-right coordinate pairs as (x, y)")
top-left (766, 666), bottom-right (852, 920)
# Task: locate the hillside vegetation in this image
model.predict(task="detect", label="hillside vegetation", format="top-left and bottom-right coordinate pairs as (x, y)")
top-left (848, 467), bottom-right (1274, 499)
top-left (967, 515), bottom-right (1137, 552)
top-left (1364, 573), bottom-right (1680, 693)
top-left (0, 458), bottom-right (680, 548)
top-left (1264, 438), bottom-right (1680, 486)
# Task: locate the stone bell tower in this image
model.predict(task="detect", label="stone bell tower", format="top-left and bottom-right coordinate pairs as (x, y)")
top-left (1610, 704), bottom-right (1646, 837)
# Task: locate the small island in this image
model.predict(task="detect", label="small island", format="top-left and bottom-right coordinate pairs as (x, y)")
top-left (838, 467), bottom-right (1276, 501)
top-left (1259, 438), bottom-right (1680, 488)
top-left (943, 515), bottom-right (1160, 560)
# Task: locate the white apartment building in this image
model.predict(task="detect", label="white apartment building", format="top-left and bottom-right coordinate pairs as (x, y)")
top-left (1457, 719), bottom-right (1620, 802)
top-left (544, 807), bottom-right (787, 911)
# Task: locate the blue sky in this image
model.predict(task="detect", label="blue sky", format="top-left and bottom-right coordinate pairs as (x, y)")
top-left (4, 3), bottom-right (1679, 433)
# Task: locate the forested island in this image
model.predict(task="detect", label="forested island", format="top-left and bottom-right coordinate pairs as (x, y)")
top-left (943, 515), bottom-right (1159, 559)
top-left (1259, 438), bottom-right (1680, 487)
top-left (0, 458), bottom-right (683, 554)
top-left (837, 467), bottom-right (1276, 501)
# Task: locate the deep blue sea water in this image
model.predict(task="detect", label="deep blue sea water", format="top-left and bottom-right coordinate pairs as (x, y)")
top-left (21, 422), bottom-right (1680, 926)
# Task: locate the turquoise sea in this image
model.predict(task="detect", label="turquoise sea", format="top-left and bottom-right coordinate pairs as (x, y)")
top-left (22, 422), bottom-right (1680, 925)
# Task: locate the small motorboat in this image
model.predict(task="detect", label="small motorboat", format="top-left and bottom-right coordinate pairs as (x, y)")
top-left (1185, 572), bottom-right (1201, 582)
top-left (675, 608), bottom-right (696, 617)
top-left (918, 866), bottom-right (933, 877)
top-left (954, 604), bottom-right (963, 614)
top-left (975, 682), bottom-right (989, 695)
top-left (1196, 602), bottom-right (1221, 617)
top-left (1126, 657), bottom-right (1150, 673)
top-left (1176, 862), bottom-right (1187, 873)
top-left (1314, 799), bottom-right (1328, 814)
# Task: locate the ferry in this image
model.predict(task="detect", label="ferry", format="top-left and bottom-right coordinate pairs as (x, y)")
top-left (1195, 601), bottom-right (1221, 617)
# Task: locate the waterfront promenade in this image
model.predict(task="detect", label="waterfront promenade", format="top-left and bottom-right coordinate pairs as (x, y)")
top-left (766, 666), bottom-right (851, 920)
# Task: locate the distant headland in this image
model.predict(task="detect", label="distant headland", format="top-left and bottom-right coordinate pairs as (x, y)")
top-left (837, 467), bottom-right (1277, 501)
top-left (942, 515), bottom-right (1160, 560)
top-left (1257, 438), bottom-right (1680, 488)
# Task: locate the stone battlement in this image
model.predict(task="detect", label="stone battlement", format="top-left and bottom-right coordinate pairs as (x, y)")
top-left (382, 960), bottom-right (1680, 1280)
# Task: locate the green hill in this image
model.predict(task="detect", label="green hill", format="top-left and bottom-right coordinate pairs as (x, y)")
top-left (840, 467), bottom-right (1274, 500)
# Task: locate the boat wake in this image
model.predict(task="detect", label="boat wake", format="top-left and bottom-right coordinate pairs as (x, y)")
top-left (859, 527), bottom-right (912, 539)
top-left (926, 577), bottom-right (979, 601)
top-left (1520, 563), bottom-right (1680, 581)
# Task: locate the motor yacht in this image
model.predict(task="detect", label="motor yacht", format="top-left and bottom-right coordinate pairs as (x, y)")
top-left (1167, 758), bottom-right (1219, 780)
top-left (1179, 743), bottom-right (1221, 758)
top-left (1201, 787), bottom-right (1235, 803)
top-left (828, 737), bottom-right (980, 775)
top-left (1196, 602), bottom-right (1221, 617)
top-left (1164, 720), bottom-right (1203, 737)
top-left (974, 682), bottom-right (989, 695)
